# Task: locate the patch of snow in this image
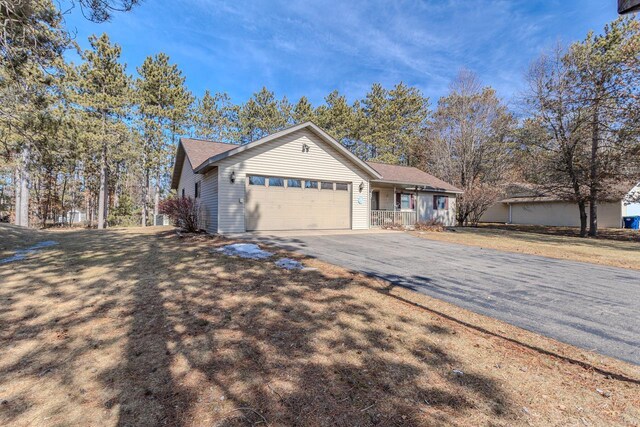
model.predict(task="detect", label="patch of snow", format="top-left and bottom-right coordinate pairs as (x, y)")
top-left (275, 258), bottom-right (304, 270)
top-left (216, 243), bottom-right (273, 259)
top-left (0, 240), bottom-right (59, 265)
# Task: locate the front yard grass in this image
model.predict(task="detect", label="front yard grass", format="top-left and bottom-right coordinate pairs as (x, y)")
top-left (411, 226), bottom-right (640, 271)
top-left (0, 224), bottom-right (639, 426)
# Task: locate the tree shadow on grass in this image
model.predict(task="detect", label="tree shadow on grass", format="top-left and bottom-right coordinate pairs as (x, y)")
top-left (0, 228), bottom-right (517, 426)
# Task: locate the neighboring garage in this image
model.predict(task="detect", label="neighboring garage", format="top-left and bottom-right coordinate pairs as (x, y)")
top-left (245, 176), bottom-right (351, 231)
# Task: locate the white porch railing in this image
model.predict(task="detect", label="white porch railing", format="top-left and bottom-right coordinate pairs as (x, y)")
top-left (370, 210), bottom-right (417, 227)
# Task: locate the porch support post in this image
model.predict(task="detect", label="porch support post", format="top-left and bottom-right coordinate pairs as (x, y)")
top-left (393, 186), bottom-right (396, 213)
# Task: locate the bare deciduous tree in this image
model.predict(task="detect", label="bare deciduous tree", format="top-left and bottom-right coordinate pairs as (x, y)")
top-left (426, 70), bottom-right (515, 226)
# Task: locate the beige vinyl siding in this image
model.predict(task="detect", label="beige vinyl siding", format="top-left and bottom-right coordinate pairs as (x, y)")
top-left (417, 192), bottom-right (457, 226)
top-left (481, 203), bottom-right (510, 223)
top-left (178, 157), bottom-right (200, 198)
top-left (216, 128), bottom-right (370, 233)
top-left (199, 168), bottom-right (218, 233)
top-left (510, 201), bottom-right (623, 228)
top-left (177, 157), bottom-right (219, 232)
top-left (482, 201), bottom-right (624, 228)
top-left (375, 188), bottom-right (395, 210)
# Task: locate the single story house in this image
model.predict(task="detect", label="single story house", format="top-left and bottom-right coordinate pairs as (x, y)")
top-left (171, 122), bottom-right (462, 234)
top-left (481, 183), bottom-right (640, 228)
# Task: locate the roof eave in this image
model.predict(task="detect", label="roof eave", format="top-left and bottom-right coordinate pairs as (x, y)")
top-left (371, 179), bottom-right (463, 194)
top-left (170, 142), bottom-right (186, 190)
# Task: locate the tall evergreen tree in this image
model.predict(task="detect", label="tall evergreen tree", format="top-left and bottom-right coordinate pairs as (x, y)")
top-left (292, 96), bottom-right (315, 123)
top-left (360, 83), bottom-right (429, 164)
top-left (192, 90), bottom-right (236, 141)
top-left (135, 53), bottom-right (193, 224)
top-left (76, 33), bottom-right (130, 229)
top-left (236, 87), bottom-right (290, 143)
top-left (315, 90), bottom-right (357, 145)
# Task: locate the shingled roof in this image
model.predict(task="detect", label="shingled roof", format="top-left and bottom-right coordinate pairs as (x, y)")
top-left (367, 162), bottom-right (462, 193)
top-left (170, 138), bottom-right (236, 189)
top-left (171, 133), bottom-right (461, 194)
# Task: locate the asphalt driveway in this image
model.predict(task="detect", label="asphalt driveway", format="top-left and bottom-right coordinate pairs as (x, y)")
top-left (255, 231), bottom-right (640, 365)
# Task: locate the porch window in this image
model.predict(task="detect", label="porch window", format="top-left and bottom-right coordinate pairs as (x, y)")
top-left (396, 193), bottom-right (414, 210)
top-left (401, 194), bottom-right (411, 209)
top-left (433, 195), bottom-right (448, 210)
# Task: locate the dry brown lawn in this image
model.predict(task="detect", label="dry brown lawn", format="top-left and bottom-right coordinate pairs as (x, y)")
top-left (411, 226), bottom-right (640, 271)
top-left (0, 224), bottom-right (639, 426)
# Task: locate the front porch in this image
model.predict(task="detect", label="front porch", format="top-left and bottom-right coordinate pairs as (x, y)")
top-left (370, 210), bottom-right (417, 227)
top-left (370, 183), bottom-right (419, 227)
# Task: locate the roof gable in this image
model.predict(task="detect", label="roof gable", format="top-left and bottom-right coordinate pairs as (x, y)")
top-left (194, 122), bottom-right (382, 179)
top-left (367, 162), bottom-right (462, 193)
top-left (170, 138), bottom-right (236, 189)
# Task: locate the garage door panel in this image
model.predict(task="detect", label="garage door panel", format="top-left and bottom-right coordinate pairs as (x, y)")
top-left (246, 185), bottom-right (350, 231)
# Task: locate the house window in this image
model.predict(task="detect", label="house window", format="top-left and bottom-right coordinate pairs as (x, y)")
top-left (181, 188), bottom-right (185, 197)
top-left (287, 179), bottom-right (301, 188)
top-left (195, 181), bottom-right (201, 198)
top-left (321, 181), bottom-right (334, 190)
top-left (305, 180), bottom-right (318, 189)
top-left (268, 177), bottom-right (284, 187)
top-left (248, 175), bottom-right (266, 186)
top-left (400, 194), bottom-right (411, 209)
top-left (433, 195), bottom-right (448, 210)
top-left (396, 193), bottom-right (414, 210)
top-left (335, 183), bottom-right (348, 191)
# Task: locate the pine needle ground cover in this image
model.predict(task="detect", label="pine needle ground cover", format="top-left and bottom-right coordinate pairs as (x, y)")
top-left (0, 225), bottom-right (638, 426)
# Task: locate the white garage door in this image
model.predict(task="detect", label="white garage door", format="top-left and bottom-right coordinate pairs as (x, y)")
top-left (246, 176), bottom-right (351, 231)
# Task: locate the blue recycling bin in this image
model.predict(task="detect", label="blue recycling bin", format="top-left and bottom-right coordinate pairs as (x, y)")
top-left (623, 216), bottom-right (640, 229)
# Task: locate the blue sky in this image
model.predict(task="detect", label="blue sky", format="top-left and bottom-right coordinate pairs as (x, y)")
top-left (63, 0), bottom-right (619, 106)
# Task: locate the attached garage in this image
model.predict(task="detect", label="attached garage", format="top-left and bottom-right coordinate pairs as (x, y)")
top-left (171, 122), bottom-right (462, 234)
top-left (172, 122), bottom-right (382, 234)
top-left (245, 176), bottom-right (351, 231)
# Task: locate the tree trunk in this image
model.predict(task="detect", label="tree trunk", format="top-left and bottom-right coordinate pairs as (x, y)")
top-left (14, 165), bottom-right (21, 226)
top-left (14, 147), bottom-right (30, 227)
top-left (141, 168), bottom-right (149, 227)
top-left (97, 141), bottom-right (108, 229)
top-left (153, 171), bottom-right (160, 218)
top-left (578, 200), bottom-right (588, 237)
top-left (588, 99), bottom-right (600, 237)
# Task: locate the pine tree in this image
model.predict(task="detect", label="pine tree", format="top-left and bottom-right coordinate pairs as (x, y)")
top-left (192, 90), bottom-right (236, 141)
top-left (236, 87), bottom-right (290, 143)
top-left (135, 53), bottom-right (193, 224)
top-left (292, 96), bottom-right (315, 124)
top-left (315, 90), bottom-right (357, 145)
top-left (359, 83), bottom-right (430, 164)
top-left (76, 33), bottom-right (131, 229)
